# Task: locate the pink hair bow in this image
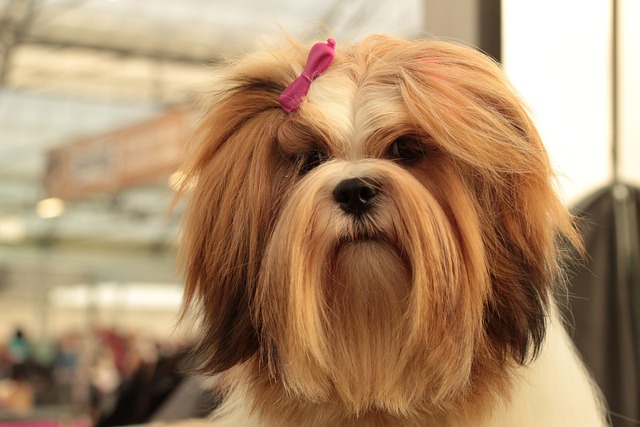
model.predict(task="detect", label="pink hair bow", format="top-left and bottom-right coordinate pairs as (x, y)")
top-left (279, 38), bottom-right (336, 113)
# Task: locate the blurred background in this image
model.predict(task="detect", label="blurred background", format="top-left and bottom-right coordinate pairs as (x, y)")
top-left (0, 0), bottom-right (638, 426)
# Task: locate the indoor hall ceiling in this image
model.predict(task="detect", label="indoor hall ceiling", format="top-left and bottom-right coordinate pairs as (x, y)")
top-left (0, 0), bottom-right (423, 273)
top-left (1, 0), bottom-right (424, 102)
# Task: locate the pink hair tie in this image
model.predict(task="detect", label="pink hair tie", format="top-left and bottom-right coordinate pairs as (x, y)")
top-left (279, 38), bottom-right (336, 113)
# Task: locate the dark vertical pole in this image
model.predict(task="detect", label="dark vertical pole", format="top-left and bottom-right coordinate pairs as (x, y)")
top-left (611, 0), bottom-right (619, 184)
top-left (422, 0), bottom-right (501, 63)
top-left (479, 0), bottom-right (501, 63)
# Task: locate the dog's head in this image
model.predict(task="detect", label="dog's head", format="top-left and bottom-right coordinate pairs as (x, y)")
top-left (178, 35), bottom-right (580, 416)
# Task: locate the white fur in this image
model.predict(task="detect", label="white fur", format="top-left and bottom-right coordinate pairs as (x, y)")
top-left (478, 311), bottom-right (608, 427)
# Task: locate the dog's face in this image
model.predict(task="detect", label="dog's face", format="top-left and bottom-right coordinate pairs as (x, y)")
top-left (178, 36), bottom-right (579, 417)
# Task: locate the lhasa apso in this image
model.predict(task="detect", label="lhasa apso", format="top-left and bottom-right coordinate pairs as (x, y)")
top-left (177, 36), bottom-right (608, 426)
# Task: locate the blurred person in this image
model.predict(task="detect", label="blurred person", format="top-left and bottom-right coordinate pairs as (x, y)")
top-left (29, 338), bottom-right (56, 405)
top-left (54, 333), bottom-right (79, 401)
top-left (0, 327), bottom-right (36, 415)
top-left (96, 344), bottom-right (191, 426)
top-left (6, 328), bottom-right (30, 366)
top-left (88, 345), bottom-right (121, 422)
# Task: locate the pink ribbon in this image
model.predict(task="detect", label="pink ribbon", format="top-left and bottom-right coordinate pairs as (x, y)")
top-left (279, 38), bottom-right (336, 113)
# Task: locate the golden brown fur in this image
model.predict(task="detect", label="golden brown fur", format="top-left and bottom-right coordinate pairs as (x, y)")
top-left (176, 36), bottom-right (600, 426)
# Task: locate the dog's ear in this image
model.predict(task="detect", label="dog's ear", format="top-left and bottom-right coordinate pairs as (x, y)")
top-left (441, 57), bottom-right (582, 365)
top-left (458, 76), bottom-right (581, 365)
top-left (397, 39), bottom-right (581, 363)
top-left (479, 170), bottom-right (573, 364)
top-left (452, 81), bottom-right (566, 364)
top-left (177, 73), bottom-right (288, 374)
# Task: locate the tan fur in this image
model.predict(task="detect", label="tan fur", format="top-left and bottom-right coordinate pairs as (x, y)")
top-left (176, 36), bottom-right (601, 426)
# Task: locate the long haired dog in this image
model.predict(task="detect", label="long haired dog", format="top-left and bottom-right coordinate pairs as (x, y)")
top-left (177, 36), bottom-right (608, 426)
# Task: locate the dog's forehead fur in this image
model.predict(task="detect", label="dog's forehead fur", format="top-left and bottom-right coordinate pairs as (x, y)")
top-left (301, 63), bottom-right (407, 160)
top-left (218, 36), bottom-right (544, 175)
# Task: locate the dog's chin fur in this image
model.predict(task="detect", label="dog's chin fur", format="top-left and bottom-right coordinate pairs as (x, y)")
top-left (177, 35), bottom-right (608, 426)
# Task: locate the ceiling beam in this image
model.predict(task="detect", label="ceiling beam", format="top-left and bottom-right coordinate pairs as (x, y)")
top-left (19, 35), bottom-right (222, 66)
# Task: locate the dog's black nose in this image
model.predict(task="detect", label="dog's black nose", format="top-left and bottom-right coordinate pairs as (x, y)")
top-left (333, 178), bottom-right (379, 216)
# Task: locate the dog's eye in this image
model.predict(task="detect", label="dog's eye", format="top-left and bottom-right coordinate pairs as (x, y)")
top-left (297, 149), bottom-right (328, 174)
top-left (388, 136), bottom-right (427, 165)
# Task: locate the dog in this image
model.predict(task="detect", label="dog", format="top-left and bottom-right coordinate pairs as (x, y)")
top-left (176, 35), bottom-right (608, 426)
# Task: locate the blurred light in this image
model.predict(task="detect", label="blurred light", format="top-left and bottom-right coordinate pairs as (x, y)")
top-left (36, 197), bottom-right (65, 218)
top-left (50, 282), bottom-right (183, 310)
top-left (0, 216), bottom-right (26, 242)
